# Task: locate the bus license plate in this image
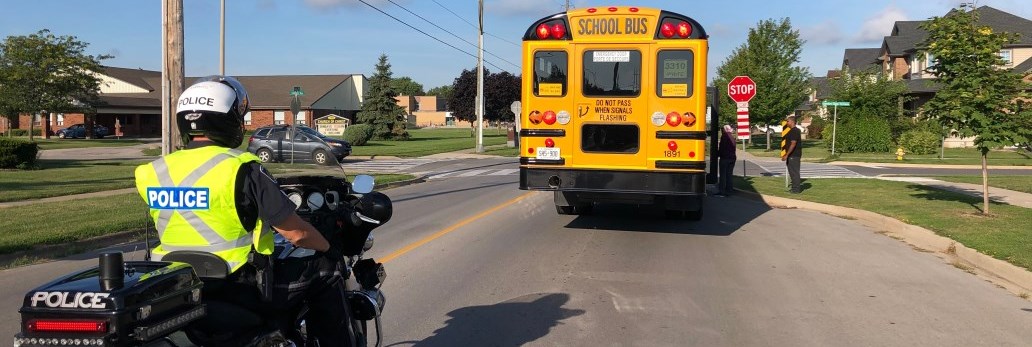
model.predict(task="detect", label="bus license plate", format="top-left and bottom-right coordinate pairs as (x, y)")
top-left (536, 147), bottom-right (560, 160)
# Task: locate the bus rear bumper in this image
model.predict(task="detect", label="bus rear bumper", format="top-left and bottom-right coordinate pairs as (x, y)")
top-left (519, 167), bottom-right (706, 196)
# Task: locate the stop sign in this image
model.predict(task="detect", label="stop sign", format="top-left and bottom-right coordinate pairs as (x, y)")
top-left (727, 76), bottom-right (756, 103)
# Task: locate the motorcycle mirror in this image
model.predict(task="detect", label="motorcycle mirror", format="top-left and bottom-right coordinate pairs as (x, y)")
top-left (352, 175), bottom-right (375, 194)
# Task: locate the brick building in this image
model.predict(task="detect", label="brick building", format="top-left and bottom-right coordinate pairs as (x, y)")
top-left (0, 66), bottom-right (367, 137)
top-left (396, 95), bottom-right (471, 128)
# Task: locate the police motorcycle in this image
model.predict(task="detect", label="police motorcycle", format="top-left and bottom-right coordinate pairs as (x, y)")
top-left (14, 127), bottom-right (391, 347)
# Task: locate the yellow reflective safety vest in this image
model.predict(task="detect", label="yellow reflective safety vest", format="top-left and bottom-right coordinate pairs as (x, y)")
top-left (135, 146), bottom-right (274, 272)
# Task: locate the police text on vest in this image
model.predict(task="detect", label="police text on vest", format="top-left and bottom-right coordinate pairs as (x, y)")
top-left (147, 187), bottom-right (210, 210)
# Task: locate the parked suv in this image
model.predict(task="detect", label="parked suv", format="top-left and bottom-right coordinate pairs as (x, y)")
top-left (246, 125), bottom-right (352, 165)
top-left (56, 124), bottom-right (109, 139)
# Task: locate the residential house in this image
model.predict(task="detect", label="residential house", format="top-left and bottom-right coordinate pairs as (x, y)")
top-left (1, 66), bottom-right (367, 137)
top-left (834, 6), bottom-right (1032, 147)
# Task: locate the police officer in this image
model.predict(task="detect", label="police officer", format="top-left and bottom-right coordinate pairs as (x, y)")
top-left (135, 76), bottom-right (353, 346)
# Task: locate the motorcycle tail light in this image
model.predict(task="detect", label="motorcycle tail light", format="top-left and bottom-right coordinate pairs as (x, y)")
top-left (27, 319), bottom-right (107, 333)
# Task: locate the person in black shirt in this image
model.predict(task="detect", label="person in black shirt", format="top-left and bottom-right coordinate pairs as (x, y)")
top-left (781, 116), bottom-right (803, 193)
top-left (716, 124), bottom-right (737, 196)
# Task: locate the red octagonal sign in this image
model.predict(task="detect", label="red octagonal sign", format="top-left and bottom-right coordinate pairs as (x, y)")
top-left (727, 75), bottom-right (757, 103)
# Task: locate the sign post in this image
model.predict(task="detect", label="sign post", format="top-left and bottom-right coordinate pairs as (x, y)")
top-left (510, 101), bottom-right (521, 148)
top-left (727, 76), bottom-right (757, 151)
top-left (289, 86), bottom-right (304, 164)
top-left (821, 100), bottom-right (851, 155)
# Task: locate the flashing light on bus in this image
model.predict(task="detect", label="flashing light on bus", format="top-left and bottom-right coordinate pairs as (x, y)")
top-left (535, 22), bottom-right (568, 40)
top-left (608, 7), bottom-right (618, 12)
top-left (660, 20), bottom-right (692, 39)
top-left (528, 110), bottom-right (542, 125)
top-left (587, 8), bottom-right (597, 13)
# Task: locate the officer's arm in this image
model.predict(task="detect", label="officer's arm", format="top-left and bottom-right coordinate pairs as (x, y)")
top-left (273, 214), bottom-right (330, 252)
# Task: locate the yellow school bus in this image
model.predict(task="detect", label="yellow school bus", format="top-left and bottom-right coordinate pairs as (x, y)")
top-left (518, 6), bottom-right (711, 219)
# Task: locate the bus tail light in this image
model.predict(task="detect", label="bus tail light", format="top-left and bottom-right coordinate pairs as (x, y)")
top-left (683, 112), bottom-right (697, 127)
top-left (545, 138), bottom-right (555, 147)
top-left (666, 112), bottom-right (682, 127)
top-left (660, 23), bottom-right (675, 38)
top-left (528, 148), bottom-right (535, 154)
top-left (678, 21), bottom-right (692, 38)
top-left (542, 111), bottom-right (557, 125)
top-left (668, 141), bottom-right (678, 151)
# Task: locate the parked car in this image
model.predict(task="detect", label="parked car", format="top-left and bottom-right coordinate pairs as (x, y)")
top-left (246, 125), bottom-right (352, 165)
top-left (56, 124), bottom-right (109, 139)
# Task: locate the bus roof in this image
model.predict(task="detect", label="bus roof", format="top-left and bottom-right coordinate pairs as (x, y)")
top-left (522, 6), bottom-right (707, 42)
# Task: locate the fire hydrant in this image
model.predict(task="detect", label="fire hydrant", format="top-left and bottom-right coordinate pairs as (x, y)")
top-left (896, 147), bottom-right (906, 161)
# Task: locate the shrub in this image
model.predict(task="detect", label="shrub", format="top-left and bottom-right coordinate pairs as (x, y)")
top-left (343, 124), bottom-right (375, 146)
top-left (898, 130), bottom-right (941, 155)
top-left (806, 115), bottom-right (826, 140)
top-left (823, 116), bottom-right (893, 153)
top-left (0, 138), bottom-right (39, 169)
top-left (2, 129), bottom-right (42, 137)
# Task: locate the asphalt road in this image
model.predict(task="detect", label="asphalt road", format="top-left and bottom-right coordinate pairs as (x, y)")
top-left (2, 164), bottom-right (1031, 346)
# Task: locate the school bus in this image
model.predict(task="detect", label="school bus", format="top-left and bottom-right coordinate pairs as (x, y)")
top-left (518, 6), bottom-right (712, 220)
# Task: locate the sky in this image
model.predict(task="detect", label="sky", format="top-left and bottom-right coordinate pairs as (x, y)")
top-left (1, 0), bottom-right (1030, 90)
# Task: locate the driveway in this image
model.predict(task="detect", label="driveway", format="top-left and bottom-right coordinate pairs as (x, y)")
top-left (39, 142), bottom-right (159, 161)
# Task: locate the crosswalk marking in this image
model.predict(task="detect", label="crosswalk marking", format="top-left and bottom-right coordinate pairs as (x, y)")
top-left (427, 168), bottom-right (520, 180)
top-left (751, 161), bottom-right (864, 178)
top-left (339, 159), bottom-right (435, 173)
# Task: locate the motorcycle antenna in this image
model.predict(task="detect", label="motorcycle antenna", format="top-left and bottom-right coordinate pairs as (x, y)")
top-left (143, 212), bottom-right (152, 261)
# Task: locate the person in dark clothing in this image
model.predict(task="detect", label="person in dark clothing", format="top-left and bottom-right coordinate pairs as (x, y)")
top-left (781, 115), bottom-right (803, 193)
top-left (716, 124), bottom-right (737, 196)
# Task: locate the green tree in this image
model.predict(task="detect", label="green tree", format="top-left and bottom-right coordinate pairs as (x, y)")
top-left (828, 70), bottom-right (912, 139)
top-left (484, 71), bottom-right (521, 123)
top-left (0, 29), bottom-right (107, 141)
top-left (713, 18), bottom-right (812, 150)
top-left (390, 76), bottom-right (425, 96)
top-left (358, 54), bottom-right (409, 140)
top-left (920, 6), bottom-right (1032, 214)
top-left (447, 67), bottom-right (481, 126)
top-left (426, 85), bottom-right (453, 99)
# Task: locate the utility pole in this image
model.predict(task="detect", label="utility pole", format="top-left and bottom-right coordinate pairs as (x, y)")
top-left (162, 0), bottom-right (185, 155)
top-left (564, 0), bottom-right (571, 11)
top-left (476, 0), bottom-right (484, 153)
top-left (220, 0), bottom-right (225, 75)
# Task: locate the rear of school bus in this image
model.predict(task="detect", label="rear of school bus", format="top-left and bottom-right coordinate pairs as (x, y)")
top-left (518, 6), bottom-right (709, 220)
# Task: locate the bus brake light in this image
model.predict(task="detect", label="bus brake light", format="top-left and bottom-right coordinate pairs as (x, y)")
top-left (660, 23), bottom-right (675, 38)
top-left (678, 21), bottom-right (692, 37)
top-left (666, 112), bottom-right (682, 127)
top-left (545, 138), bottom-right (555, 147)
top-left (542, 111), bottom-right (557, 125)
top-left (668, 141), bottom-right (678, 151)
top-left (536, 24), bottom-right (551, 39)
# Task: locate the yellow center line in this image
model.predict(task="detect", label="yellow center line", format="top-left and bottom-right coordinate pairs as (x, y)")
top-left (380, 191), bottom-right (537, 264)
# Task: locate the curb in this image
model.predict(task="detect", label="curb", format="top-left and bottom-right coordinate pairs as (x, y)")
top-left (740, 190), bottom-right (1032, 298)
top-left (829, 161), bottom-right (1031, 170)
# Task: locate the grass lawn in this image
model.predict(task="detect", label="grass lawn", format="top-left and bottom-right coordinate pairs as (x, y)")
top-left (6, 137), bottom-right (145, 150)
top-left (0, 173), bottom-right (414, 255)
top-left (349, 128), bottom-right (508, 157)
top-left (736, 176), bottom-right (1032, 270)
top-left (0, 160), bottom-right (144, 202)
top-left (745, 138), bottom-right (1031, 166)
top-left (933, 175), bottom-right (1032, 194)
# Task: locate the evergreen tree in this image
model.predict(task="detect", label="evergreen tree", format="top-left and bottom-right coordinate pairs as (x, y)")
top-left (358, 54), bottom-right (408, 140)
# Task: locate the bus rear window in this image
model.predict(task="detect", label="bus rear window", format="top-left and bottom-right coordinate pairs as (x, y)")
top-left (534, 51), bottom-right (568, 97)
top-left (656, 50), bottom-right (694, 98)
top-left (582, 50), bottom-right (641, 97)
top-left (581, 124), bottom-right (639, 153)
